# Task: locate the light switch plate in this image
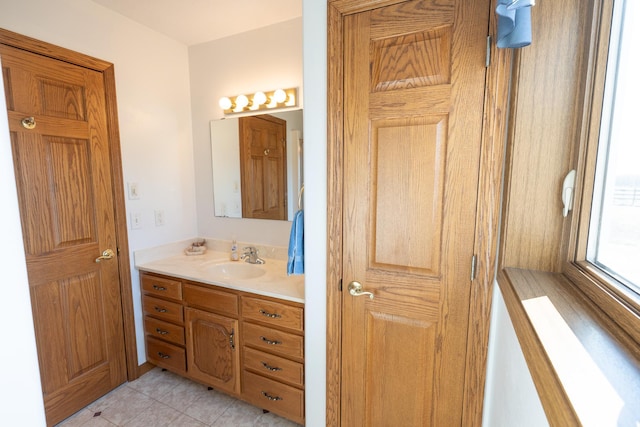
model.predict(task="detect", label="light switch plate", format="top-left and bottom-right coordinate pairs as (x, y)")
top-left (130, 212), bottom-right (142, 229)
top-left (128, 182), bottom-right (140, 200)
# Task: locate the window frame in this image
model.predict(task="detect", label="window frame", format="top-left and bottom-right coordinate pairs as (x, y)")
top-left (563, 0), bottom-right (640, 346)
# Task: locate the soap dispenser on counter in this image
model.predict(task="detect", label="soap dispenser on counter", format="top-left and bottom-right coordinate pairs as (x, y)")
top-left (230, 239), bottom-right (239, 261)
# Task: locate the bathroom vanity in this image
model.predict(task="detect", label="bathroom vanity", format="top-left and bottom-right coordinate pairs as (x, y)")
top-left (137, 247), bottom-right (304, 425)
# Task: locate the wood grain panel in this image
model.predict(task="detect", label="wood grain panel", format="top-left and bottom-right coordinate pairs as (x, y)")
top-left (65, 273), bottom-right (107, 379)
top-left (241, 296), bottom-right (303, 332)
top-left (243, 323), bottom-right (304, 361)
top-left (185, 308), bottom-right (239, 394)
top-left (371, 27), bottom-right (451, 92)
top-left (369, 85), bottom-right (451, 117)
top-left (371, 116), bottom-right (446, 275)
top-left (48, 136), bottom-right (95, 247)
top-left (141, 274), bottom-right (183, 301)
top-left (142, 295), bottom-right (184, 325)
top-left (243, 347), bottom-right (304, 386)
top-left (499, 0), bottom-right (592, 272)
top-left (461, 1), bottom-right (514, 424)
top-left (242, 371), bottom-right (305, 423)
top-left (369, 0), bottom-right (453, 38)
top-left (39, 77), bottom-right (86, 120)
top-left (144, 317), bottom-right (185, 346)
top-left (183, 282), bottom-right (238, 317)
top-left (365, 311), bottom-right (436, 426)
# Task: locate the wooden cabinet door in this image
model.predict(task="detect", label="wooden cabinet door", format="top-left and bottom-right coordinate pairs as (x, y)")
top-left (185, 307), bottom-right (240, 395)
top-left (341, 0), bottom-right (490, 425)
top-left (1, 43), bottom-right (126, 425)
top-left (239, 114), bottom-right (287, 219)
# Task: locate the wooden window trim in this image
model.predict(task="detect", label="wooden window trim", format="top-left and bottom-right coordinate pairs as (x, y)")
top-left (562, 0), bottom-right (640, 346)
top-left (497, 0), bottom-right (640, 425)
top-left (497, 268), bottom-right (640, 426)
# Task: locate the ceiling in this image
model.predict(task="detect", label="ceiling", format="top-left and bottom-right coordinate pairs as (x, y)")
top-left (91, 0), bottom-right (302, 46)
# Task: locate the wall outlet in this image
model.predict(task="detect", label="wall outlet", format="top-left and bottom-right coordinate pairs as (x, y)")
top-left (130, 212), bottom-right (142, 229)
top-left (154, 209), bottom-right (165, 226)
top-left (128, 182), bottom-right (140, 200)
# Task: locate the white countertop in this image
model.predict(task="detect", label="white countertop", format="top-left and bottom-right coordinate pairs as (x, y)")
top-left (136, 249), bottom-right (305, 304)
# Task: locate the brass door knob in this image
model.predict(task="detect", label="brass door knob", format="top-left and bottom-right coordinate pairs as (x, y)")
top-left (348, 281), bottom-right (374, 299)
top-left (95, 249), bottom-right (115, 263)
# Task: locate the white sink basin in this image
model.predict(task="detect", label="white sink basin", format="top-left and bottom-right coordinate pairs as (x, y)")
top-left (206, 262), bottom-right (265, 280)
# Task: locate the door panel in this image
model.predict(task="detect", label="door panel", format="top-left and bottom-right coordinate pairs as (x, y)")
top-left (1, 44), bottom-right (126, 426)
top-left (341, 0), bottom-right (489, 425)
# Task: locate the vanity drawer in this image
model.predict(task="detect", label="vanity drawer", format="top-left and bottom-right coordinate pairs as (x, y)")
top-left (243, 323), bottom-right (303, 360)
top-left (184, 283), bottom-right (239, 317)
top-left (241, 296), bottom-right (303, 332)
top-left (243, 371), bottom-right (304, 423)
top-left (141, 274), bottom-right (183, 301)
top-left (243, 347), bottom-right (304, 387)
top-left (146, 336), bottom-right (186, 373)
top-left (142, 295), bottom-right (184, 324)
top-left (144, 317), bottom-right (185, 346)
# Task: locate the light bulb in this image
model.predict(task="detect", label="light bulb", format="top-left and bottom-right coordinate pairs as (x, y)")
top-left (219, 97), bottom-right (232, 110)
top-left (273, 89), bottom-right (287, 104)
top-left (235, 94), bottom-right (249, 109)
top-left (253, 91), bottom-right (267, 106)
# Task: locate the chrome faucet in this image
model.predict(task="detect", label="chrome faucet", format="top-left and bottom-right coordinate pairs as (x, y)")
top-left (241, 246), bottom-right (265, 264)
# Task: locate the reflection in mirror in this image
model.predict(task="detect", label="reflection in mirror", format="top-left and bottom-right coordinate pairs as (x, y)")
top-left (211, 109), bottom-right (303, 221)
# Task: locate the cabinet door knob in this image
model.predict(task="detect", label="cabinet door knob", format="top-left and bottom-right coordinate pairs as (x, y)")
top-left (259, 309), bottom-right (282, 319)
top-left (260, 336), bottom-right (282, 346)
top-left (261, 391), bottom-right (283, 401)
top-left (261, 361), bottom-right (283, 372)
top-left (229, 329), bottom-right (236, 349)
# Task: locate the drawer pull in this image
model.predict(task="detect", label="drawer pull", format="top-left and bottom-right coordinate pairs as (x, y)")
top-left (157, 352), bottom-right (171, 359)
top-left (261, 391), bottom-right (283, 401)
top-left (259, 309), bottom-right (282, 319)
top-left (155, 328), bottom-right (169, 335)
top-left (154, 306), bottom-right (168, 313)
top-left (260, 336), bottom-right (282, 346)
top-left (261, 361), bottom-right (283, 372)
top-left (152, 285), bottom-right (167, 291)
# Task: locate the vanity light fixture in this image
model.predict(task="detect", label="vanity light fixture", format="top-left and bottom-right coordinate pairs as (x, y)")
top-left (219, 87), bottom-right (297, 115)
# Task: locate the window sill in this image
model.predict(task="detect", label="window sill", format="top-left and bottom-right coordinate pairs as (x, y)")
top-left (497, 268), bottom-right (640, 426)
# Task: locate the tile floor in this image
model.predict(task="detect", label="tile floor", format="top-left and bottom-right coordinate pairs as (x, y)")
top-left (56, 368), bottom-right (302, 427)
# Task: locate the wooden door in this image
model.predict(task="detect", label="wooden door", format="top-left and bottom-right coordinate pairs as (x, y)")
top-left (185, 308), bottom-right (240, 395)
top-left (239, 114), bottom-right (288, 219)
top-left (1, 44), bottom-right (127, 425)
top-left (341, 0), bottom-right (489, 425)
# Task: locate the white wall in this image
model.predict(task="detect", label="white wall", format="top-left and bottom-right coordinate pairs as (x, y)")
top-left (189, 18), bottom-right (303, 247)
top-left (483, 284), bottom-right (549, 426)
top-left (301, 2), bottom-right (327, 425)
top-left (0, 0), bottom-right (198, 380)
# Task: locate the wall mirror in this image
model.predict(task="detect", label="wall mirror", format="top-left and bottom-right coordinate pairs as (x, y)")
top-left (210, 109), bottom-right (303, 221)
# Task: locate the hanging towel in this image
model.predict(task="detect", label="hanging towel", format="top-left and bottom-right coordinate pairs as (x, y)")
top-left (287, 209), bottom-right (304, 275)
top-left (496, 0), bottom-right (534, 48)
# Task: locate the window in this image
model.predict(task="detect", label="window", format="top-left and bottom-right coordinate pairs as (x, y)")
top-left (566, 0), bottom-right (640, 346)
top-left (586, 0), bottom-right (640, 295)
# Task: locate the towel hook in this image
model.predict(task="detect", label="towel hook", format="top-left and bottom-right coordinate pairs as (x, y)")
top-left (297, 185), bottom-right (304, 210)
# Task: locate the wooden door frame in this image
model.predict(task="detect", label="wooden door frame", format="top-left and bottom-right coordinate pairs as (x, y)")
top-left (0, 28), bottom-right (140, 381)
top-left (325, 1), bottom-right (513, 425)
